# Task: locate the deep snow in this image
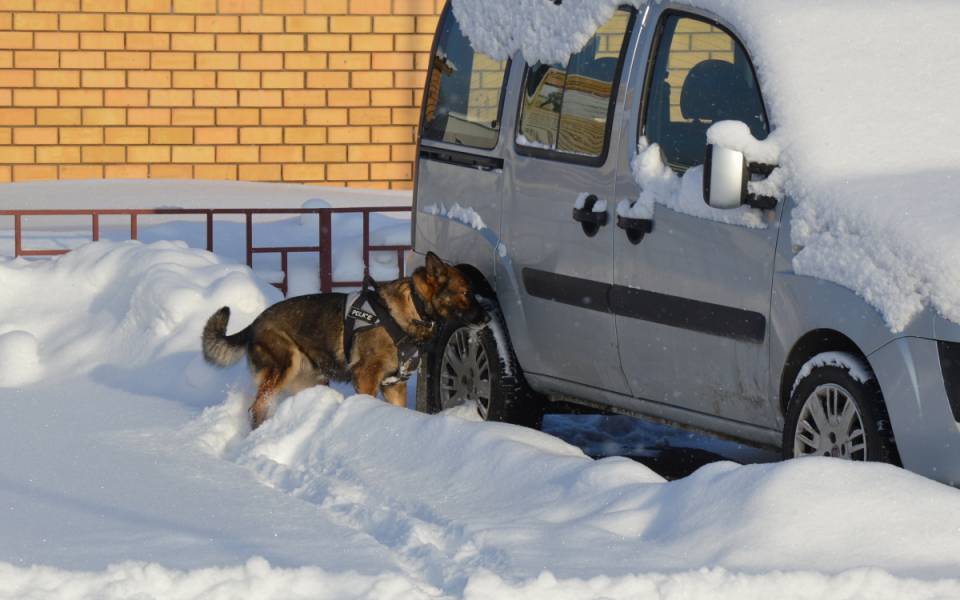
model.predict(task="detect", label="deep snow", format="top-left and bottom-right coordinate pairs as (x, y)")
top-left (1, 232), bottom-right (960, 598)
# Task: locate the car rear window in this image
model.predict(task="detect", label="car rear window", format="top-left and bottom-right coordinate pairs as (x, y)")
top-left (420, 7), bottom-right (510, 151)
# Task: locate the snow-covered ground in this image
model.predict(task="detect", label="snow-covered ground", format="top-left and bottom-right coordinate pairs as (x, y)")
top-left (2, 185), bottom-right (960, 599)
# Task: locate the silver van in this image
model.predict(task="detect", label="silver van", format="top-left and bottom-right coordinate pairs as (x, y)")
top-left (410, 2), bottom-right (960, 485)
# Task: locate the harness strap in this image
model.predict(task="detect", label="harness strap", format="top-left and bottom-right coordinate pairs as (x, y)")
top-left (343, 275), bottom-right (429, 384)
top-left (343, 276), bottom-right (379, 363)
top-left (409, 279), bottom-right (432, 323)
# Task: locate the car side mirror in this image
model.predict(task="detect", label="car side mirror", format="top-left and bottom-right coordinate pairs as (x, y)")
top-left (703, 144), bottom-right (748, 210)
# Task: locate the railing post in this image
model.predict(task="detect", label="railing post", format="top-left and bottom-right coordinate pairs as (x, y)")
top-left (280, 251), bottom-right (288, 296)
top-left (14, 214), bottom-right (22, 257)
top-left (92, 213), bottom-right (99, 241)
top-left (319, 210), bottom-right (333, 293)
top-left (206, 212), bottom-right (214, 252)
top-left (245, 211), bottom-right (253, 267)
top-left (362, 210), bottom-right (370, 277)
top-left (130, 214), bottom-right (138, 240)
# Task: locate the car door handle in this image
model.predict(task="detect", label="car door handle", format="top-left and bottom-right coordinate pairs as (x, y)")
top-left (616, 215), bottom-right (653, 245)
top-left (572, 196), bottom-right (608, 226)
top-left (572, 207), bottom-right (608, 226)
top-left (572, 195), bottom-right (607, 237)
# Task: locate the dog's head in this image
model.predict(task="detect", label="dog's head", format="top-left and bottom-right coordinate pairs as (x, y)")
top-left (418, 251), bottom-right (487, 325)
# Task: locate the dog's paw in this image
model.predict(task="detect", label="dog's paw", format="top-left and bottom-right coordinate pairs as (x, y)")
top-left (248, 407), bottom-right (264, 430)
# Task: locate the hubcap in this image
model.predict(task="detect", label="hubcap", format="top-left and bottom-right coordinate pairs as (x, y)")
top-left (793, 383), bottom-right (867, 460)
top-left (439, 327), bottom-right (492, 418)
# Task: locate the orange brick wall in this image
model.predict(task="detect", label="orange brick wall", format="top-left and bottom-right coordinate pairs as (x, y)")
top-left (0, 0), bottom-right (444, 189)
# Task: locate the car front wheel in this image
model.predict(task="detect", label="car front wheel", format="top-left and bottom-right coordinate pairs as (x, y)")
top-left (416, 315), bottom-right (542, 428)
top-left (783, 357), bottom-right (900, 465)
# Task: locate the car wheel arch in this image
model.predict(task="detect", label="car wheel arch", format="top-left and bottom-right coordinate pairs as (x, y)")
top-left (453, 262), bottom-right (495, 299)
top-left (779, 329), bottom-right (873, 416)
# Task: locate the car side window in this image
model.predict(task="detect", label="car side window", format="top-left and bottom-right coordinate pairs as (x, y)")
top-left (421, 7), bottom-right (510, 150)
top-left (517, 8), bottom-right (635, 161)
top-left (642, 14), bottom-right (768, 171)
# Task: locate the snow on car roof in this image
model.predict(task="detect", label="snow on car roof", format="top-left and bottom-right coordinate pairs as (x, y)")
top-left (453, 0), bottom-right (960, 332)
top-left (450, 0), bottom-right (634, 66)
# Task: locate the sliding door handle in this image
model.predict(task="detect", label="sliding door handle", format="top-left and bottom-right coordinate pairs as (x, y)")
top-left (572, 194), bottom-right (607, 237)
top-left (616, 215), bottom-right (653, 245)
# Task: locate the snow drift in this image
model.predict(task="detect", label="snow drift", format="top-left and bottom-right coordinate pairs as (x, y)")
top-left (0, 240), bottom-right (277, 388)
top-left (0, 559), bottom-right (432, 600)
top-left (190, 384), bottom-right (960, 596)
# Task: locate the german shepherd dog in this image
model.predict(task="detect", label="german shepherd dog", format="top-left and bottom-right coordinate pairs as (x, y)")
top-left (202, 252), bottom-right (485, 429)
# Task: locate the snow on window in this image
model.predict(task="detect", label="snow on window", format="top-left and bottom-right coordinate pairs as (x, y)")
top-left (516, 133), bottom-right (553, 152)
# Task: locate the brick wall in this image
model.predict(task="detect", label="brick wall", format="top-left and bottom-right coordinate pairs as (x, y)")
top-left (0, 0), bottom-right (443, 189)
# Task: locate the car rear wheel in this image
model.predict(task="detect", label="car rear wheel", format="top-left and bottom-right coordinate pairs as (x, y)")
top-left (783, 360), bottom-right (900, 465)
top-left (416, 313), bottom-right (542, 428)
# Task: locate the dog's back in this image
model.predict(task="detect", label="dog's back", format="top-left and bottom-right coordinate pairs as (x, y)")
top-left (202, 294), bottom-right (349, 373)
top-left (246, 293), bottom-right (348, 376)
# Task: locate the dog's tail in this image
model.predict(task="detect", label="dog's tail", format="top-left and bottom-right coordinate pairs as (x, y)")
top-left (202, 306), bottom-right (249, 367)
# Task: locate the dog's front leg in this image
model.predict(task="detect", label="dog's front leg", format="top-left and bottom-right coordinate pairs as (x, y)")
top-left (353, 370), bottom-right (382, 397)
top-left (381, 381), bottom-right (407, 408)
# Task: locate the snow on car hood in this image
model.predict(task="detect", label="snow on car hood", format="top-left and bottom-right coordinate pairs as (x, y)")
top-left (693, 0), bottom-right (960, 332)
top-left (454, 0), bottom-right (960, 332)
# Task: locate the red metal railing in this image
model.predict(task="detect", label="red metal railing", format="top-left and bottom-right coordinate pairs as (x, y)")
top-left (0, 207), bottom-right (412, 295)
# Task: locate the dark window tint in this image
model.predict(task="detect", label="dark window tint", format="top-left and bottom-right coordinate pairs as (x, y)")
top-left (518, 9), bottom-right (633, 159)
top-left (643, 15), bottom-right (768, 170)
top-left (421, 9), bottom-right (509, 150)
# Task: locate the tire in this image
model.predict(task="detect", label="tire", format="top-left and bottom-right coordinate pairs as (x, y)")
top-left (783, 358), bottom-right (900, 465)
top-left (416, 311), bottom-right (542, 429)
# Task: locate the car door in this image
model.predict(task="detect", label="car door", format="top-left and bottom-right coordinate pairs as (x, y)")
top-left (613, 9), bottom-right (782, 428)
top-left (498, 7), bottom-right (638, 395)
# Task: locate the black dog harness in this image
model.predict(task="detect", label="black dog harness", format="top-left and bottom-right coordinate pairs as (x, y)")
top-left (343, 275), bottom-right (433, 386)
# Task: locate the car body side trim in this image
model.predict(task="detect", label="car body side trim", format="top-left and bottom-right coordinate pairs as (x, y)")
top-left (522, 267), bottom-right (766, 343)
top-left (522, 268), bottom-right (610, 313)
top-left (608, 285), bottom-right (766, 343)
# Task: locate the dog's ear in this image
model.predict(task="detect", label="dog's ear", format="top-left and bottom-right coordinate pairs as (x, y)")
top-left (425, 251), bottom-right (447, 283)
